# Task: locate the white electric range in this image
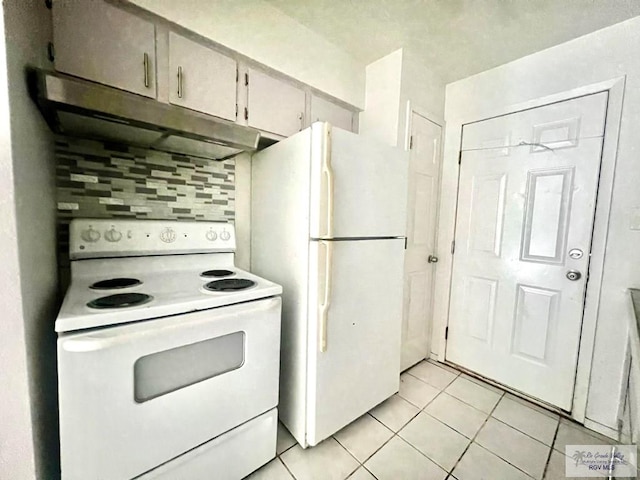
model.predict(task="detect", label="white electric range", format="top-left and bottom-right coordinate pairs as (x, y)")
top-left (56, 219), bottom-right (282, 480)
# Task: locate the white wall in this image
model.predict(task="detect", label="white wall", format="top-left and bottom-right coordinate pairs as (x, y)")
top-left (397, 48), bottom-right (446, 146)
top-left (234, 152), bottom-right (251, 270)
top-left (359, 49), bottom-right (404, 146)
top-left (0, 4), bottom-right (37, 476)
top-left (436, 16), bottom-right (640, 432)
top-left (1, 1), bottom-right (59, 478)
top-left (359, 48), bottom-right (446, 148)
top-left (126, 0), bottom-right (365, 108)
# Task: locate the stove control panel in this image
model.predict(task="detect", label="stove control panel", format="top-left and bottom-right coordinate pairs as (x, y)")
top-left (70, 220), bottom-right (236, 259)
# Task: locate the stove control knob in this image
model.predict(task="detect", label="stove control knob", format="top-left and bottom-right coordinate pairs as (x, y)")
top-left (220, 230), bottom-right (231, 241)
top-left (206, 229), bottom-right (218, 241)
top-left (160, 227), bottom-right (176, 243)
top-left (81, 226), bottom-right (100, 243)
top-left (104, 227), bottom-right (122, 243)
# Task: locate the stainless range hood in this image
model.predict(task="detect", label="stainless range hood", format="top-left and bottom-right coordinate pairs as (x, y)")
top-left (28, 69), bottom-right (261, 160)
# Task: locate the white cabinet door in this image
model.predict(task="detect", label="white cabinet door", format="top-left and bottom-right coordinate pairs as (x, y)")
top-left (401, 113), bottom-right (442, 371)
top-left (310, 94), bottom-right (354, 132)
top-left (52, 0), bottom-right (156, 98)
top-left (447, 92), bottom-right (608, 410)
top-left (247, 68), bottom-right (306, 137)
top-left (168, 33), bottom-right (237, 121)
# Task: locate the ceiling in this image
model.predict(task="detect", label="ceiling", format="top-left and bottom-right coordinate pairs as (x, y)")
top-left (264, 0), bottom-right (640, 83)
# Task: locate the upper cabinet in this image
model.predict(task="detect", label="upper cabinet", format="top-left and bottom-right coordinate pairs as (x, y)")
top-left (246, 68), bottom-right (306, 137)
top-left (52, 0), bottom-right (156, 98)
top-left (168, 33), bottom-right (237, 121)
top-left (310, 94), bottom-right (355, 132)
top-left (51, 0), bottom-right (359, 138)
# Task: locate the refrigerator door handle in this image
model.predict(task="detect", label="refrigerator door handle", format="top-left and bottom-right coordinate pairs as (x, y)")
top-left (321, 125), bottom-right (334, 238)
top-left (318, 240), bottom-right (333, 353)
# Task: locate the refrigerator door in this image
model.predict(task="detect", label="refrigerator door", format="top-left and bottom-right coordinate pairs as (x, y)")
top-left (305, 238), bottom-right (404, 446)
top-left (309, 123), bottom-right (409, 239)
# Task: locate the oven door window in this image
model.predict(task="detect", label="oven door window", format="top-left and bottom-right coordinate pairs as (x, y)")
top-left (134, 331), bottom-right (245, 403)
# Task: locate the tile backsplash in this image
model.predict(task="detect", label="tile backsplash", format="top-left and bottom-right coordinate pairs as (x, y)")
top-left (56, 136), bottom-right (235, 265)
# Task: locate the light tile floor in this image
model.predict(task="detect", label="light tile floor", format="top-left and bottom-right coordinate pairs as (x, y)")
top-left (245, 359), bottom-right (635, 480)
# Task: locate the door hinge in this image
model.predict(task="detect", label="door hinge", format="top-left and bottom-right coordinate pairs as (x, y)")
top-left (244, 107), bottom-right (249, 121)
top-left (47, 42), bottom-right (55, 62)
top-left (409, 135), bottom-right (414, 150)
top-left (404, 237), bottom-right (408, 250)
top-left (236, 68), bottom-right (238, 82)
top-left (244, 73), bottom-right (249, 86)
top-left (451, 240), bottom-right (455, 255)
top-left (235, 104), bottom-right (238, 119)
top-left (44, 0), bottom-right (52, 9)
top-left (445, 326), bottom-right (449, 340)
top-left (458, 151), bottom-right (462, 165)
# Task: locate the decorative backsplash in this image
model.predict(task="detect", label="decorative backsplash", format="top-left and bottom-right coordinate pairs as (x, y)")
top-left (56, 136), bottom-right (235, 265)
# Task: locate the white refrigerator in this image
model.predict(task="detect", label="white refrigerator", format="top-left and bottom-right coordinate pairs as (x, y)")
top-left (251, 122), bottom-right (408, 447)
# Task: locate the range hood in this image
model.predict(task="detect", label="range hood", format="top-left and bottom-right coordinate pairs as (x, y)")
top-left (28, 69), bottom-right (261, 160)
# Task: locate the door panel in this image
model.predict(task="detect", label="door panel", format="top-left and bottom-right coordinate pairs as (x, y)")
top-left (521, 168), bottom-right (574, 262)
top-left (168, 33), bottom-right (237, 120)
top-left (306, 239), bottom-right (404, 445)
top-left (447, 92), bottom-right (607, 410)
top-left (468, 173), bottom-right (506, 257)
top-left (247, 69), bottom-right (306, 137)
top-left (53, 0), bottom-right (156, 98)
top-left (308, 124), bottom-right (409, 239)
top-left (512, 284), bottom-right (558, 362)
top-left (401, 114), bottom-right (442, 370)
top-left (462, 93), bottom-right (608, 151)
top-left (464, 276), bottom-right (498, 343)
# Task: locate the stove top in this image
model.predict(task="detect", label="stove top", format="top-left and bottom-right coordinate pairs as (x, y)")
top-left (57, 219), bottom-right (282, 333)
top-left (56, 254), bottom-right (282, 333)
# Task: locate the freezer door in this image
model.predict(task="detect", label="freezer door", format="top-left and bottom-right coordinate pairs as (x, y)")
top-left (306, 238), bottom-right (404, 445)
top-left (309, 123), bottom-right (409, 239)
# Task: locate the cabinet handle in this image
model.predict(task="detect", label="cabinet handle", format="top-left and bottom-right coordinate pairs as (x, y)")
top-left (177, 66), bottom-right (183, 98)
top-left (143, 53), bottom-right (149, 88)
top-left (299, 112), bottom-right (304, 131)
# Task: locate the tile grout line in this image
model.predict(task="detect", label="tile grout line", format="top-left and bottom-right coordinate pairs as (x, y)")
top-left (386, 373), bottom-right (464, 475)
top-left (361, 374), bottom-right (461, 478)
top-left (490, 411), bottom-right (559, 448)
top-left (444, 389), bottom-right (506, 477)
top-left (277, 456), bottom-right (297, 480)
top-left (540, 418), bottom-right (562, 480)
top-left (461, 392), bottom-right (555, 480)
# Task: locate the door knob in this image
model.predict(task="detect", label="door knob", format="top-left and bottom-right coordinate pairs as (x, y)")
top-left (566, 270), bottom-right (582, 281)
top-left (428, 255), bottom-right (439, 263)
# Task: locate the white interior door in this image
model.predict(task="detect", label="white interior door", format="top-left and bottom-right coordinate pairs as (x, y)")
top-left (447, 92), bottom-right (608, 410)
top-left (306, 238), bottom-right (404, 446)
top-left (401, 113), bottom-right (443, 370)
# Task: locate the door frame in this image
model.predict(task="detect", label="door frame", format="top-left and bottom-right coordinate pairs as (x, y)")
top-left (402, 100), bottom-right (445, 367)
top-left (432, 77), bottom-right (626, 423)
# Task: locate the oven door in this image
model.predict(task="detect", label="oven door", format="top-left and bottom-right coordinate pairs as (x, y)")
top-left (57, 296), bottom-right (281, 480)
